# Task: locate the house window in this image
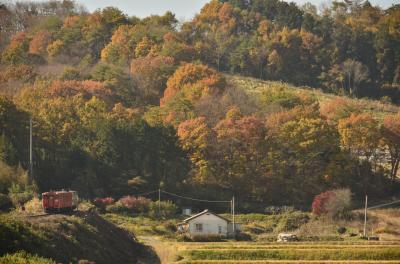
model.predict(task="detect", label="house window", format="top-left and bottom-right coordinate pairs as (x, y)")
top-left (218, 226), bottom-right (222, 234)
top-left (195, 223), bottom-right (203, 232)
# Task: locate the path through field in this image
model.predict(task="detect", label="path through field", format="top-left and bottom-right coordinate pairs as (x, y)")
top-left (139, 236), bottom-right (181, 264)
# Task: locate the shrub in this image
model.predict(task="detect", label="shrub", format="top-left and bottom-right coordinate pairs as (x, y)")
top-left (337, 226), bottom-right (347, 235)
top-left (312, 188), bottom-right (352, 219)
top-left (261, 88), bottom-right (301, 109)
top-left (8, 191), bottom-right (33, 208)
top-left (265, 206), bottom-right (294, 215)
top-left (78, 200), bottom-right (96, 212)
top-left (235, 232), bottom-right (252, 241)
top-left (0, 251), bottom-right (55, 264)
top-left (7, 182), bottom-right (35, 208)
top-left (177, 233), bottom-right (192, 242)
top-left (275, 212), bottom-right (310, 232)
top-left (0, 216), bottom-right (41, 255)
top-left (105, 201), bottom-right (129, 214)
top-left (148, 200), bottom-right (177, 218)
top-left (119, 196), bottom-right (151, 214)
top-left (0, 193), bottom-right (13, 212)
top-left (163, 220), bottom-right (177, 232)
top-left (93, 197), bottom-right (115, 211)
top-left (191, 234), bottom-right (224, 242)
top-left (60, 67), bottom-right (82, 80)
top-left (24, 198), bottom-right (43, 213)
top-left (311, 190), bottom-right (335, 216)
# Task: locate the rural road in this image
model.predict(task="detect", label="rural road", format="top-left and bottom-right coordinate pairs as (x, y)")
top-left (139, 236), bottom-right (180, 264)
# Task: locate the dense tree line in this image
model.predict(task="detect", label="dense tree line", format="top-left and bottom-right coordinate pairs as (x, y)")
top-left (0, 0), bottom-right (399, 210)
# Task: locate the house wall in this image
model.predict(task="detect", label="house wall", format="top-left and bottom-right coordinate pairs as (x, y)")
top-left (188, 213), bottom-right (228, 236)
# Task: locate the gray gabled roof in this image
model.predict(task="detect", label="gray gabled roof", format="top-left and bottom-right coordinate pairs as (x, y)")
top-left (181, 209), bottom-right (231, 223)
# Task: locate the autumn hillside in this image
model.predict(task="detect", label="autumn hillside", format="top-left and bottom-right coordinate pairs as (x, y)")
top-left (0, 0), bottom-right (399, 217)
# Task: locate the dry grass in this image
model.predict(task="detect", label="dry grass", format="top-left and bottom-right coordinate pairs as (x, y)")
top-left (226, 74), bottom-right (399, 120)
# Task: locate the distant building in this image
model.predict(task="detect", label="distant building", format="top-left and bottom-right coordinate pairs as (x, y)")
top-left (182, 207), bottom-right (192, 216)
top-left (177, 209), bottom-right (240, 237)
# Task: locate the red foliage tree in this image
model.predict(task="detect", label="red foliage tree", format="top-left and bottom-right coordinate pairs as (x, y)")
top-left (311, 190), bottom-right (335, 216)
top-left (48, 80), bottom-right (113, 101)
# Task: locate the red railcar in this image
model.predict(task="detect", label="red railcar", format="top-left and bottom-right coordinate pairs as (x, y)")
top-left (42, 190), bottom-right (79, 213)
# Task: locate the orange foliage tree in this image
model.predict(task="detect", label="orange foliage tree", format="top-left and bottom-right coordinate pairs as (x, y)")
top-left (338, 113), bottom-right (381, 161)
top-left (29, 30), bottom-right (52, 55)
top-left (160, 63), bottom-right (225, 105)
top-left (382, 113), bottom-right (400, 181)
top-left (177, 117), bottom-right (214, 183)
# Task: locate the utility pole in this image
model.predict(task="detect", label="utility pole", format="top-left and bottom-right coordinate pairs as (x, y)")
top-left (363, 195), bottom-right (368, 237)
top-left (29, 117), bottom-right (33, 185)
top-left (232, 196), bottom-right (235, 239)
top-left (158, 188), bottom-right (161, 219)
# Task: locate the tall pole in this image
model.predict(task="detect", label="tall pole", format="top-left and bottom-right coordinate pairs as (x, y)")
top-left (158, 188), bottom-right (161, 219)
top-left (363, 195), bottom-right (368, 237)
top-left (232, 196), bottom-right (235, 239)
top-left (29, 117), bottom-right (33, 185)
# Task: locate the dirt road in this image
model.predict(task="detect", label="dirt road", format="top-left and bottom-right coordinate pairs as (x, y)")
top-left (139, 236), bottom-right (181, 264)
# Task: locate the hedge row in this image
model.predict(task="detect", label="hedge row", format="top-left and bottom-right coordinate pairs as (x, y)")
top-left (184, 248), bottom-right (400, 261)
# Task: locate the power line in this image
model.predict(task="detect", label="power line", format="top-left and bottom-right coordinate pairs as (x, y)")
top-left (161, 190), bottom-right (231, 203)
top-left (130, 189), bottom-right (159, 197)
top-left (368, 199), bottom-right (400, 210)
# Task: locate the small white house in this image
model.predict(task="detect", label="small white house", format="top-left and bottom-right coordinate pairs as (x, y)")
top-left (177, 209), bottom-right (240, 237)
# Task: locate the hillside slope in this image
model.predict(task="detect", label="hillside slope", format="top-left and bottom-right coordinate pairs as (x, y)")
top-left (227, 75), bottom-right (399, 120)
top-left (0, 211), bottom-right (159, 264)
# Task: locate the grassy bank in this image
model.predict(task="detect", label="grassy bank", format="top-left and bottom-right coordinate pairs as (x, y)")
top-left (0, 211), bottom-right (157, 264)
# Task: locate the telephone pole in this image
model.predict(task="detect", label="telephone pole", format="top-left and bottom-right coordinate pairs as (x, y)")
top-left (29, 117), bottom-right (33, 185)
top-left (363, 195), bottom-right (368, 237)
top-left (232, 196), bottom-right (235, 239)
top-left (158, 188), bottom-right (161, 218)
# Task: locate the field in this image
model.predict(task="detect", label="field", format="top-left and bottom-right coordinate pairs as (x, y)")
top-left (113, 209), bottom-right (400, 264)
top-left (174, 241), bottom-right (400, 264)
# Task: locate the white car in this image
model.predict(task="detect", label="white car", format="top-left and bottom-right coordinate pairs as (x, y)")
top-left (277, 233), bottom-right (298, 242)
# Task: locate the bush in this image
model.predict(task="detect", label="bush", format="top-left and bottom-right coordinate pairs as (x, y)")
top-left (177, 233), bottom-right (192, 242)
top-left (337, 226), bottom-right (347, 235)
top-left (93, 197), bottom-right (115, 211)
top-left (163, 220), bottom-right (177, 232)
top-left (148, 200), bottom-right (177, 218)
top-left (312, 188), bottom-right (352, 219)
top-left (312, 190), bottom-right (335, 216)
top-left (24, 198), bottom-right (43, 213)
top-left (9, 191), bottom-right (33, 208)
top-left (261, 88), bottom-right (301, 109)
top-left (191, 234), bottom-right (224, 242)
top-left (265, 206), bottom-right (294, 215)
top-left (275, 212), bottom-right (310, 232)
top-left (78, 200), bottom-right (96, 212)
top-left (59, 67), bottom-right (82, 80)
top-left (105, 201), bottom-right (129, 214)
top-left (119, 196), bottom-right (151, 214)
top-left (0, 251), bottom-right (55, 264)
top-left (0, 193), bottom-right (13, 211)
top-left (235, 232), bottom-right (252, 241)
top-left (8, 183), bottom-right (35, 208)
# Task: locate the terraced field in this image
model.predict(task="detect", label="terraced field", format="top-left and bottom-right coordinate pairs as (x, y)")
top-left (175, 242), bottom-right (400, 264)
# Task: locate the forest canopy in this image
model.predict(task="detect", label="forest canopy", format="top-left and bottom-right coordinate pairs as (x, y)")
top-left (0, 0), bottom-right (399, 210)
